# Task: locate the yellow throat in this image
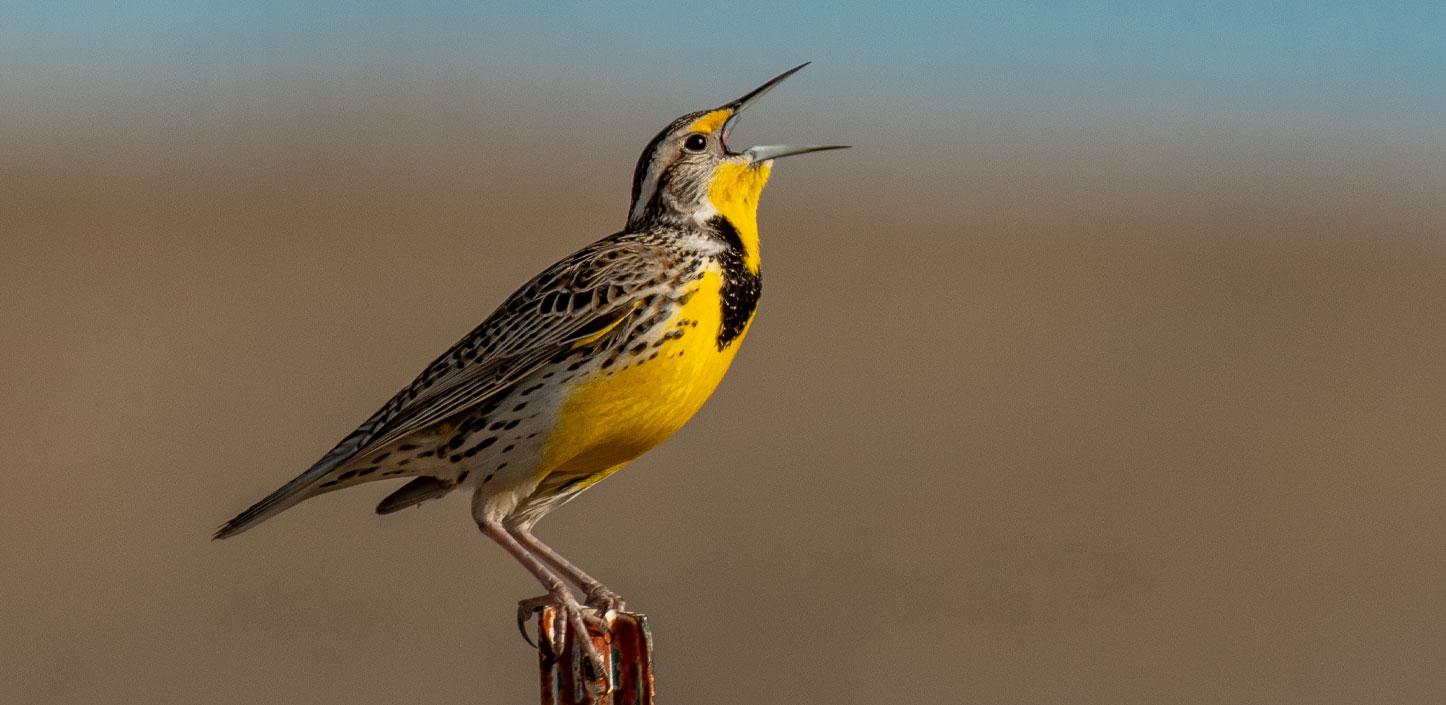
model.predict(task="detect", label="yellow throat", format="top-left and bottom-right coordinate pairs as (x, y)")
top-left (706, 158), bottom-right (771, 273)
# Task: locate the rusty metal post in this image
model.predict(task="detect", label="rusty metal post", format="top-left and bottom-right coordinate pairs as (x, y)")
top-left (538, 608), bottom-right (654, 705)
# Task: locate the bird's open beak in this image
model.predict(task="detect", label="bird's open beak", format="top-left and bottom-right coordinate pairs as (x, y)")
top-left (719, 62), bottom-right (850, 164)
top-left (742, 143), bottom-right (851, 163)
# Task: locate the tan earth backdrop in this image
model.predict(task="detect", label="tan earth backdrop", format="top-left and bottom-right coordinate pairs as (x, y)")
top-left (4, 58), bottom-right (1446, 704)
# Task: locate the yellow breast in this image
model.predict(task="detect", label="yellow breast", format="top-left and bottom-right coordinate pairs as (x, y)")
top-left (542, 268), bottom-right (751, 476)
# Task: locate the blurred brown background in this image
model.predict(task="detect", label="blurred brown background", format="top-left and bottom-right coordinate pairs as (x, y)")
top-left (4, 5), bottom-right (1446, 704)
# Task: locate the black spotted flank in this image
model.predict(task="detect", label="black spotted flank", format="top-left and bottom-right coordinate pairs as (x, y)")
top-left (338, 466), bottom-right (377, 482)
top-left (706, 216), bottom-right (762, 349)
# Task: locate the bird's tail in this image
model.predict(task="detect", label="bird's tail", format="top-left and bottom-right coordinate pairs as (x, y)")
top-left (213, 429), bottom-right (371, 539)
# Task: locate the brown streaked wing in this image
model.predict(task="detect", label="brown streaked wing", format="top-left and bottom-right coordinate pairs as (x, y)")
top-left (212, 236), bottom-right (667, 539)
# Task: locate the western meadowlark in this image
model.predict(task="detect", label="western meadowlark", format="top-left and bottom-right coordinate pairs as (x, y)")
top-left (215, 63), bottom-right (845, 681)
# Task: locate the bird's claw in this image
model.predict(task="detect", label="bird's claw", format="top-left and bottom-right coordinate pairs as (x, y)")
top-left (516, 595), bottom-right (555, 650)
top-left (515, 593), bottom-right (611, 695)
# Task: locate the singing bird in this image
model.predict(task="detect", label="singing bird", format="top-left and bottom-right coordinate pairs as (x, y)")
top-left (216, 64), bottom-right (845, 677)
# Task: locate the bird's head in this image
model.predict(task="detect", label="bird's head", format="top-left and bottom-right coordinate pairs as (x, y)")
top-left (625, 63), bottom-right (847, 232)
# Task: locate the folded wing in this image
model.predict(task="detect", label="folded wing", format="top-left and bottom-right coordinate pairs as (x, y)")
top-left (213, 237), bottom-right (664, 539)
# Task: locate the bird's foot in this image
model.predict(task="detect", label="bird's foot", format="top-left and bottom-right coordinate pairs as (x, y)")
top-left (584, 585), bottom-right (626, 614)
top-left (515, 593), bottom-right (611, 695)
top-left (517, 595), bottom-right (611, 647)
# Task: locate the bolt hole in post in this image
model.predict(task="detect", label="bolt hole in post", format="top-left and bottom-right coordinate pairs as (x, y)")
top-left (537, 607), bottom-right (654, 705)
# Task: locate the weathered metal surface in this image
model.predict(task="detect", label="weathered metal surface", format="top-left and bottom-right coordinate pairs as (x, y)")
top-left (538, 609), bottom-right (654, 705)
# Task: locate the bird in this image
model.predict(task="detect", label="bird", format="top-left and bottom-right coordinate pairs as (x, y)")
top-left (215, 63), bottom-right (846, 682)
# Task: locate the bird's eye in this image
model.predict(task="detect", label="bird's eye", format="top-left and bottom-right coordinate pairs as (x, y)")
top-left (683, 134), bottom-right (708, 152)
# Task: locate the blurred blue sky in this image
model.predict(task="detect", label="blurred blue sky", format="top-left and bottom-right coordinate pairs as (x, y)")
top-left (5, 2), bottom-right (1445, 124)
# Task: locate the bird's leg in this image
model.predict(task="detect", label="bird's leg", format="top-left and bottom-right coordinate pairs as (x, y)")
top-left (477, 520), bottom-right (609, 692)
top-left (509, 527), bottom-right (627, 613)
